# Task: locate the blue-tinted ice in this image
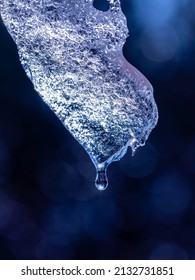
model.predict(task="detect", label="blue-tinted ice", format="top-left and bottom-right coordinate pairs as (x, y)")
top-left (0, 0), bottom-right (158, 190)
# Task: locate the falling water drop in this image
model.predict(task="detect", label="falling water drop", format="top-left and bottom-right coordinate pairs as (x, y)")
top-left (95, 166), bottom-right (108, 191)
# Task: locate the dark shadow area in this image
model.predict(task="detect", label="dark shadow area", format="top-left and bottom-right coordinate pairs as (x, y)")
top-left (93, 0), bottom-right (110, 12)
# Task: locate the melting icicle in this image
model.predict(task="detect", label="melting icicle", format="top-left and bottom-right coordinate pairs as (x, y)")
top-left (0, 0), bottom-right (158, 190)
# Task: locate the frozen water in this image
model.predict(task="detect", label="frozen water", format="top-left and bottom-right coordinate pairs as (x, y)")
top-left (0, 0), bottom-right (158, 190)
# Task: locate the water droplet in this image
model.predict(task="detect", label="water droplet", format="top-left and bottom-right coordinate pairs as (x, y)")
top-left (95, 168), bottom-right (108, 191)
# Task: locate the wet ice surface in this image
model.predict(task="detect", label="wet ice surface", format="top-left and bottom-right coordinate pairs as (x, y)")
top-left (0, 0), bottom-right (158, 190)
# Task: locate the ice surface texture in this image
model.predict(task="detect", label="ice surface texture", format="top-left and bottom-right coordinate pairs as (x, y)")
top-left (0, 0), bottom-right (158, 189)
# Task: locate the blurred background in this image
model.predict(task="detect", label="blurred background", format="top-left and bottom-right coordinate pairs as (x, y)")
top-left (0, 0), bottom-right (195, 259)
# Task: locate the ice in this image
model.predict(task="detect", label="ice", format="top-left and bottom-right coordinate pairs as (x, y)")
top-left (0, 0), bottom-right (158, 190)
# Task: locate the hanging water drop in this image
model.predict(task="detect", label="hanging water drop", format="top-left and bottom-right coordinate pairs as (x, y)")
top-left (95, 168), bottom-right (108, 191)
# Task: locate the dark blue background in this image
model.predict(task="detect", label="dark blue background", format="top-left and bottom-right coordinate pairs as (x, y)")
top-left (0, 0), bottom-right (195, 259)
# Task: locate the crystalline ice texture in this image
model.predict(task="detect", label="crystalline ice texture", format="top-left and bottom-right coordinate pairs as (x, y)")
top-left (0, 0), bottom-right (158, 190)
